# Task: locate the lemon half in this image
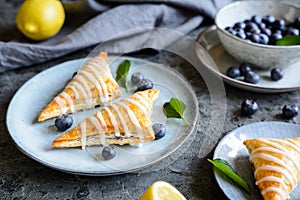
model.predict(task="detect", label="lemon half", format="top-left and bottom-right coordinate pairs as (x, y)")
top-left (140, 181), bottom-right (187, 200)
top-left (16, 0), bottom-right (65, 41)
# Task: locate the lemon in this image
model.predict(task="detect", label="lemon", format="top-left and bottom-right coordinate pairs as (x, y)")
top-left (140, 181), bottom-right (187, 200)
top-left (16, 0), bottom-right (65, 41)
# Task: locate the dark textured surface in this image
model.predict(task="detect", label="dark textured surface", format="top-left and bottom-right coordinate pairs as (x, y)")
top-left (1, 1), bottom-right (300, 200)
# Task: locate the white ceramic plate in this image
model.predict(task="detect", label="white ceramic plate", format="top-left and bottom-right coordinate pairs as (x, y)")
top-left (213, 121), bottom-right (300, 199)
top-left (6, 56), bottom-right (198, 176)
top-left (196, 26), bottom-right (300, 93)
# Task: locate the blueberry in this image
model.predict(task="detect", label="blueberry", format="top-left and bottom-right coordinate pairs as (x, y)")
top-left (260, 28), bottom-right (272, 36)
top-left (244, 71), bottom-right (260, 84)
top-left (282, 104), bottom-right (299, 119)
top-left (239, 63), bottom-right (252, 76)
top-left (262, 15), bottom-right (276, 25)
top-left (102, 146), bottom-right (116, 160)
top-left (235, 31), bottom-right (247, 40)
top-left (233, 22), bottom-right (246, 29)
top-left (227, 29), bottom-right (237, 35)
top-left (55, 114), bottom-right (73, 131)
top-left (259, 33), bottom-right (269, 45)
top-left (244, 19), bottom-right (250, 24)
top-left (131, 72), bottom-right (144, 84)
top-left (137, 79), bottom-right (153, 91)
top-left (241, 99), bottom-right (258, 116)
top-left (251, 15), bottom-right (262, 24)
top-left (225, 27), bottom-right (236, 35)
top-left (226, 66), bottom-right (240, 78)
top-left (245, 22), bottom-right (259, 33)
top-left (225, 26), bottom-right (232, 31)
top-left (257, 22), bottom-right (266, 30)
top-left (270, 68), bottom-right (284, 81)
top-left (285, 28), bottom-right (299, 36)
top-left (273, 19), bottom-right (285, 30)
top-left (152, 123), bottom-right (167, 140)
top-left (269, 33), bottom-right (283, 45)
top-left (293, 17), bottom-right (300, 29)
top-left (249, 34), bottom-right (260, 43)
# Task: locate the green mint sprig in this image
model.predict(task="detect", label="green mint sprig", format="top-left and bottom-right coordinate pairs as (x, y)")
top-left (163, 98), bottom-right (190, 125)
top-left (276, 35), bottom-right (300, 46)
top-left (208, 158), bottom-right (251, 194)
top-left (116, 60), bottom-right (131, 91)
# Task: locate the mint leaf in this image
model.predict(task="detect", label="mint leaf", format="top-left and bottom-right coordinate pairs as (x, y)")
top-left (208, 158), bottom-right (251, 194)
top-left (276, 35), bottom-right (300, 46)
top-left (163, 102), bottom-right (181, 118)
top-left (163, 98), bottom-right (190, 125)
top-left (116, 60), bottom-right (130, 91)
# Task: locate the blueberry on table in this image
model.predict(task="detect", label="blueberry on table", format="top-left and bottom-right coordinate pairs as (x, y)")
top-left (55, 114), bottom-right (73, 131)
top-left (226, 66), bottom-right (240, 78)
top-left (282, 104), bottom-right (299, 119)
top-left (270, 68), bottom-right (284, 81)
top-left (239, 63), bottom-right (252, 76)
top-left (131, 72), bottom-right (144, 84)
top-left (152, 123), bottom-right (167, 140)
top-left (102, 146), bottom-right (116, 160)
top-left (241, 99), bottom-right (258, 116)
top-left (244, 71), bottom-right (260, 84)
top-left (136, 79), bottom-right (153, 91)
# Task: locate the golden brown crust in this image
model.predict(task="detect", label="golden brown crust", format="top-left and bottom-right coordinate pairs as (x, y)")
top-left (244, 138), bottom-right (300, 200)
top-left (38, 52), bottom-right (121, 122)
top-left (52, 89), bottom-right (159, 148)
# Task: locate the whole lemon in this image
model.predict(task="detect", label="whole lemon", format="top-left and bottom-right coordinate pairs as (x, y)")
top-left (16, 0), bottom-right (65, 41)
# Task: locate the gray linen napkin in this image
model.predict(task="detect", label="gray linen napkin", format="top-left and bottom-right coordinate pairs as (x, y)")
top-left (0, 0), bottom-right (230, 73)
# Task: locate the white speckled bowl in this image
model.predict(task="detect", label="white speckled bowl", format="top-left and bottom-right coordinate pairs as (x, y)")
top-left (215, 1), bottom-right (300, 69)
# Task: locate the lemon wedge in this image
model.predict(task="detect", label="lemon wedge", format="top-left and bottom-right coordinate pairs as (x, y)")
top-left (16, 0), bottom-right (65, 41)
top-left (140, 181), bottom-right (187, 200)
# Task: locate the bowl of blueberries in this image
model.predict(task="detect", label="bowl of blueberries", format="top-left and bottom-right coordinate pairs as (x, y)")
top-left (215, 1), bottom-right (300, 69)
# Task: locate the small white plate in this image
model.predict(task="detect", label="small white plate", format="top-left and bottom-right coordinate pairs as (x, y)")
top-left (196, 26), bottom-right (300, 93)
top-left (213, 121), bottom-right (300, 199)
top-left (6, 56), bottom-right (198, 176)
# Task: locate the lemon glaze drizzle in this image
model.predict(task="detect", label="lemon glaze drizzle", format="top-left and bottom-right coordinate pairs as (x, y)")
top-left (79, 93), bottom-right (149, 147)
top-left (250, 139), bottom-right (300, 198)
top-left (55, 55), bottom-right (109, 113)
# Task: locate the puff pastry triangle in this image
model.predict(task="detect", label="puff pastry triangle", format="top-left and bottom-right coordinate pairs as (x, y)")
top-left (52, 89), bottom-right (160, 148)
top-left (244, 138), bottom-right (300, 200)
top-left (38, 52), bottom-right (122, 122)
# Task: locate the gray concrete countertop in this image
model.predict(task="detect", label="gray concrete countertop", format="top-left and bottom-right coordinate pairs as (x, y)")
top-left (1, 1), bottom-right (300, 199)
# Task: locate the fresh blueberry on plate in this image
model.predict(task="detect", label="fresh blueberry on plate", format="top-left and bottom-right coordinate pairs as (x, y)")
top-left (270, 68), bottom-right (284, 81)
top-left (244, 71), bottom-right (260, 84)
top-left (55, 114), bottom-right (73, 131)
top-left (226, 66), bottom-right (240, 78)
top-left (137, 79), bottom-right (153, 91)
top-left (131, 72), bottom-right (144, 84)
top-left (239, 63), bottom-right (252, 76)
top-left (102, 146), bottom-right (116, 160)
top-left (241, 99), bottom-right (258, 116)
top-left (152, 123), bottom-right (167, 140)
top-left (282, 104), bottom-right (298, 119)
